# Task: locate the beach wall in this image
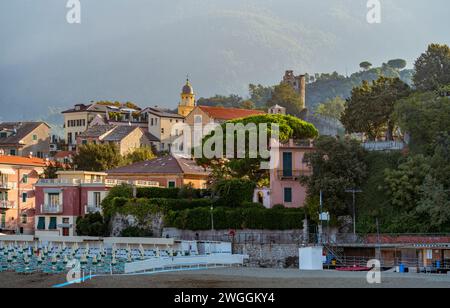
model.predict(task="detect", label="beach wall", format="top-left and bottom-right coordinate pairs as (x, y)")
top-left (233, 243), bottom-right (299, 268)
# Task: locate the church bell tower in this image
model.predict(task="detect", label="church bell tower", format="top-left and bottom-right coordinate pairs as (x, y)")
top-left (178, 77), bottom-right (196, 117)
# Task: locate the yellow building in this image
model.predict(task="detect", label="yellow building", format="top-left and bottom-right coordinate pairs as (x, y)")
top-left (178, 78), bottom-right (196, 117)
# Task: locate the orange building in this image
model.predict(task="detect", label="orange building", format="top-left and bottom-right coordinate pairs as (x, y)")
top-left (0, 155), bottom-right (46, 234)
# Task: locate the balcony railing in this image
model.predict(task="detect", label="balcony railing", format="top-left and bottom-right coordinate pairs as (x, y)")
top-left (85, 205), bottom-right (102, 214)
top-left (38, 179), bottom-right (160, 188)
top-left (362, 141), bottom-right (405, 152)
top-left (0, 182), bottom-right (15, 190)
top-left (276, 170), bottom-right (303, 180)
top-left (41, 204), bottom-right (63, 214)
top-left (0, 200), bottom-right (15, 209)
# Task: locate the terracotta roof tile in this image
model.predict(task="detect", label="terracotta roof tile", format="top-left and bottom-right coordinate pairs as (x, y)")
top-left (0, 155), bottom-right (47, 167)
top-left (106, 155), bottom-right (209, 176)
top-left (198, 106), bottom-right (265, 121)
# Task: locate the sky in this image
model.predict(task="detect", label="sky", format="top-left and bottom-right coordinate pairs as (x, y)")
top-left (0, 0), bottom-right (449, 122)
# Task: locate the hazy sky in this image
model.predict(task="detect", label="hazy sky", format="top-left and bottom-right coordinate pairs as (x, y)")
top-left (1, 0), bottom-right (449, 121)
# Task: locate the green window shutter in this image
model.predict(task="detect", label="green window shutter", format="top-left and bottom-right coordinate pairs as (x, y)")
top-left (37, 217), bottom-right (46, 230)
top-left (22, 193), bottom-right (27, 203)
top-left (49, 217), bottom-right (57, 230)
top-left (283, 152), bottom-right (293, 177)
top-left (284, 188), bottom-right (292, 203)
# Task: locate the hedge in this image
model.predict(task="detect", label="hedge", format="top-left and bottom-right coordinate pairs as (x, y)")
top-left (136, 187), bottom-right (208, 199)
top-left (164, 207), bottom-right (305, 231)
top-left (105, 197), bottom-right (214, 220)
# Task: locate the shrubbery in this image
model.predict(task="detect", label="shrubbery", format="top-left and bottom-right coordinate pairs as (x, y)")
top-left (164, 207), bottom-right (305, 231)
top-left (214, 179), bottom-right (256, 208)
top-left (76, 213), bottom-right (107, 236)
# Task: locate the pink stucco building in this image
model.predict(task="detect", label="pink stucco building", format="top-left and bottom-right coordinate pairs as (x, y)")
top-left (35, 171), bottom-right (159, 237)
top-left (268, 139), bottom-right (314, 208)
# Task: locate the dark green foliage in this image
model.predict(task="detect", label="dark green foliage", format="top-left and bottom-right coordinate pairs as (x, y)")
top-left (73, 143), bottom-right (125, 172)
top-left (387, 59), bottom-right (407, 70)
top-left (164, 207), bottom-right (305, 231)
top-left (136, 186), bottom-right (206, 199)
top-left (137, 187), bottom-right (181, 199)
top-left (341, 76), bottom-right (410, 140)
top-left (267, 83), bottom-right (305, 116)
top-left (394, 91), bottom-right (450, 154)
top-left (121, 226), bottom-right (153, 237)
top-left (305, 66), bottom-right (413, 112)
top-left (197, 94), bottom-right (243, 108)
top-left (197, 114), bottom-right (318, 181)
top-left (301, 136), bottom-right (368, 219)
top-left (214, 179), bottom-right (256, 208)
top-left (76, 213), bottom-right (107, 236)
top-left (413, 44), bottom-right (450, 91)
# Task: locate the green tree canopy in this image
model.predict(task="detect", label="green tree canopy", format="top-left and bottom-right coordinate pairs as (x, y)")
top-left (341, 76), bottom-right (410, 140)
top-left (301, 136), bottom-right (368, 219)
top-left (124, 146), bottom-right (156, 164)
top-left (387, 59), bottom-right (407, 70)
top-left (413, 44), bottom-right (450, 91)
top-left (360, 61), bottom-right (373, 70)
top-left (267, 83), bottom-right (305, 117)
top-left (394, 90), bottom-right (450, 153)
top-left (197, 114), bottom-right (318, 181)
top-left (315, 96), bottom-right (346, 120)
top-left (73, 143), bottom-right (125, 172)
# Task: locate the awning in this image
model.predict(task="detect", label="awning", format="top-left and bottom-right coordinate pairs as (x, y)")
top-left (0, 168), bottom-right (15, 175)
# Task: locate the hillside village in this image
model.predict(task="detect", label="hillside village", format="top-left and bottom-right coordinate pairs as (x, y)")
top-left (1, 43), bottom-right (450, 271)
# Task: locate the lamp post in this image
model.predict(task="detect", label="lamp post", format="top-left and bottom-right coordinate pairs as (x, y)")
top-left (210, 204), bottom-right (214, 232)
top-left (345, 188), bottom-right (363, 236)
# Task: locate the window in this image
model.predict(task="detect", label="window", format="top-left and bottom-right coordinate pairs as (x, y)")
top-left (21, 214), bottom-right (28, 224)
top-left (168, 181), bottom-right (176, 188)
top-left (0, 132), bottom-right (7, 138)
top-left (82, 139), bottom-right (87, 145)
top-left (68, 133), bottom-right (73, 144)
top-left (161, 128), bottom-right (165, 134)
top-left (284, 188), bottom-right (292, 203)
top-left (151, 118), bottom-right (154, 126)
top-left (37, 217), bottom-right (45, 230)
top-left (37, 152), bottom-right (43, 158)
top-left (22, 174), bottom-right (28, 184)
top-left (48, 217), bottom-right (57, 230)
top-left (194, 115), bottom-right (202, 123)
top-left (22, 192), bottom-right (27, 203)
top-left (63, 218), bottom-right (69, 224)
top-left (9, 149), bottom-right (16, 156)
top-left (48, 193), bottom-right (60, 206)
top-left (32, 134), bottom-right (38, 141)
top-left (94, 192), bottom-right (101, 207)
top-left (282, 152), bottom-right (293, 177)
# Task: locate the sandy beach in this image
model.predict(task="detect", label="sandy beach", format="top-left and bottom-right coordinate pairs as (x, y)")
top-left (1, 268), bottom-right (450, 288)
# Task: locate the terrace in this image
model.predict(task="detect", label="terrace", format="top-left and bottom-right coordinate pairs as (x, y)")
top-left (0, 201), bottom-right (15, 209)
top-left (37, 178), bottom-right (159, 188)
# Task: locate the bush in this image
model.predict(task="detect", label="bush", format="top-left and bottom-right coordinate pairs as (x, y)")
top-left (137, 187), bottom-right (181, 199)
top-left (214, 179), bottom-right (256, 208)
top-left (121, 226), bottom-right (153, 237)
top-left (136, 187), bottom-right (208, 199)
top-left (76, 213), bottom-right (107, 236)
top-left (164, 207), bottom-right (305, 231)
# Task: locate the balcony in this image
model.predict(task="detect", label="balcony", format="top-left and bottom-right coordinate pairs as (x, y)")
top-left (0, 182), bottom-right (15, 190)
top-left (0, 200), bottom-right (15, 209)
top-left (41, 204), bottom-right (63, 214)
top-left (85, 205), bottom-right (102, 214)
top-left (276, 170), bottom-right (303, 180)
top-left (362, 141), bottom-right (405, 152)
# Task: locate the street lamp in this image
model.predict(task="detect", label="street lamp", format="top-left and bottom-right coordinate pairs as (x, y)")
top-left (345, 188), bottom-right (363, 235)
top-left (210, 204), bottom-right (214, 232)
